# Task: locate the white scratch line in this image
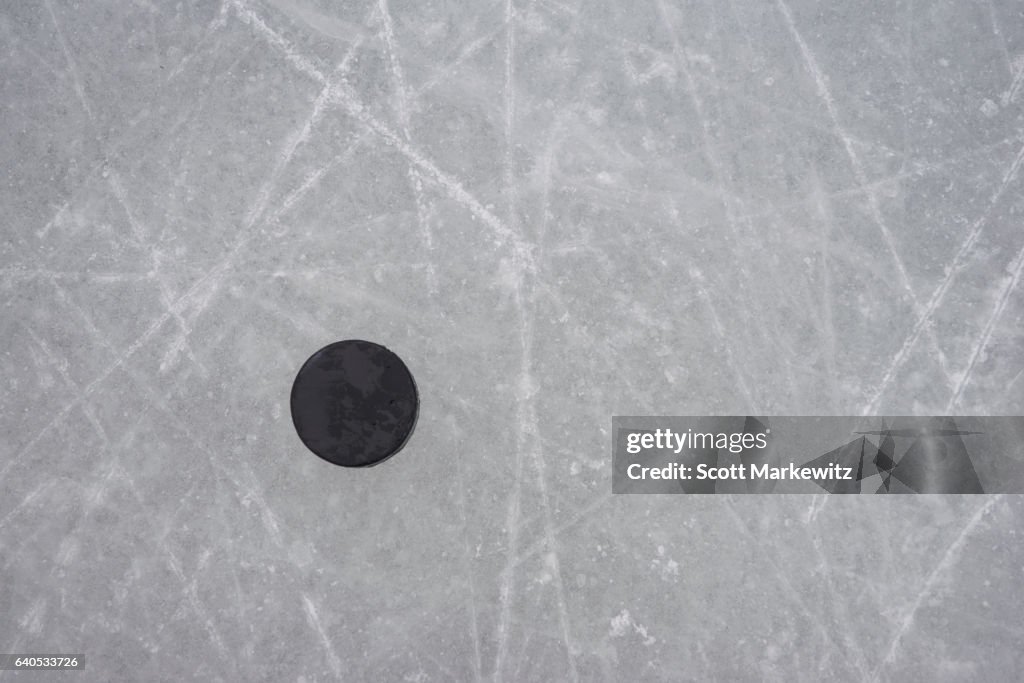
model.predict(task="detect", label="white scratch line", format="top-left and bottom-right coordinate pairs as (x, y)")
top-left (377, 0), bottom-right (438, 294)
top-left (873, 496), bottom-right (1002, 679)
top-left (863, 140), bottom-right (1024, 415)
top-left (454, 451), bottom-right (484, 683)
top-left (530, 430), bottom-right (580, 683)
top-left (0, 269), bottom-right (153, 284)
top-left (0, 482), bottom-right (56, 532)
top-left (165, 548), bottom-right (232, 660)
top-left (1, 61), bottom-right (346, 456)
top-left (809, 168), bottom-right (842, 412)
top-left (302, 593), bottom-right (344, 678)
top-left (24, 325), bottom-right (109, 447)
top-left (775, 0), bottom-right (955, 391)
top-left (161, 49), bottom-right (348, 372)
top-left (86, 324), bottom-right (293, 574)
top-left (228, 0), bottom-right (326, 84)
top-left (655, 0), bottom-right (759, 227)
top-left (108, 171), bottom-right (204, 373)
top-left (493, 316), bottom-right (547, 683)
top-left (269, 131), bottom-right (369, 227)
top-left (494, 4), bottom-right (532, 677)
top-left (985, 0), bottom-right (1013, 77)
top-left (947, 240), bottom-right (1024, 412)
top-left (241, 462), bottom-right (284, 548)
top-left (415, 24), bottom-right (504, 97)
top-left (331, 83), bottom-right (528, 259)
top-left (724, 501), bottom-right (867, 676)
top-left (504, 0), bottom-right (517, 222)
top-left (507, 1), bottom-right (575, 676)
top-left (1001, 58), bottom-right (1024, 106)
top-left (690, 268), bottom-right (756, 410)
top-left (227, 0), bottom-right (524, 261)
top-left (36, 200), bottom-right (68, 239)
top-left (0, 303), bottom-right (175, 484)
top-left (510, 288), bottom-right (580, 683)
top-left (774, 0), bottom-right (908, 291)
top-left (167, 1), bottom-right (230, 81)
top-left (44, 0), bottom-right (93, 121)
top-left (510, 494), bottom-right (613, 570)
top-left (656, 0), bottom-right (788, 399)
top-left (239, 55), bottom-right (341, 234)
top-left (493, 417), bottom-right (527, 683)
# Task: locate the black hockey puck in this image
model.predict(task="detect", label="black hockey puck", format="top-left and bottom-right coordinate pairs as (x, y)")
top-left (290, 340), bottom-right (418, 467)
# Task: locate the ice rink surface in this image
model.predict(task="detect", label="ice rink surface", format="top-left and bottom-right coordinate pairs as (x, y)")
top-left (2, 0), bottom-right (1024, 680)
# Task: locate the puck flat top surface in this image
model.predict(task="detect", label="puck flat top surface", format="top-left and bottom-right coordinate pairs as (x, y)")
top-left (290, 340), bottom-right (418, 467)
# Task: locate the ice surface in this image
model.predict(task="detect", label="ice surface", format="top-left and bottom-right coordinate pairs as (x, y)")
top-left (2, 0), bottom-right (1023, 680)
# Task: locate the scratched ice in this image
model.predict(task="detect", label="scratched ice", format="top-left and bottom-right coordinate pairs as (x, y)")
top-left (2, 1), bottom-right (1023, 681)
